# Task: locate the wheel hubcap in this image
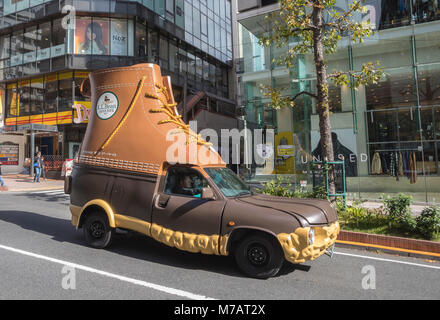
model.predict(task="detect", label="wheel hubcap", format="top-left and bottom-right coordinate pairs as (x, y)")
top-left (247, 244), bottom-right (268, 266)
top-left (89, 221), bottom-right (105, 239)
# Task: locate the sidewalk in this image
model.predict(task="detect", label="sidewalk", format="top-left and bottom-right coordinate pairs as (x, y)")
top-left (0, 174), bottom-right (64, 192)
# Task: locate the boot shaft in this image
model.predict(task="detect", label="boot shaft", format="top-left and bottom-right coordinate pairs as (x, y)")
top-left (78, 63), bottom-right (224, 175)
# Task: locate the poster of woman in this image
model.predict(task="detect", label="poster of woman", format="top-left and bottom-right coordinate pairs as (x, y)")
top-left (75, 19), bottom-right (109, 55)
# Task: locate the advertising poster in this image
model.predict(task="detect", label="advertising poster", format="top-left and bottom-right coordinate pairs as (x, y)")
top-left (275, 132), bottom-right (295, 174)
top-left (0, 142), bottom-right (19, 165)
top-left (311, 129), bottom-right (358, 177)
top-left (75, 19), bottom-right (109, 55)
top-left (110, 20), bottom-right (128, 56)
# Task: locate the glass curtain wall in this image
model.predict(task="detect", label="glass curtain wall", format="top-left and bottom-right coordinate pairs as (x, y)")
top-left (239, 7), bottom-right (440, 203)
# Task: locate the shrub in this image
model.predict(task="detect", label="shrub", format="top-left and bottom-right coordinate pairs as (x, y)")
top-left (337, 202), bottom-right (388, 229)
top-left (416, 206), bottom-right (440, 240)
top-left (260, 176), bottom-right (293, 198)
top-left (382, 194), bottom-right (416, 232)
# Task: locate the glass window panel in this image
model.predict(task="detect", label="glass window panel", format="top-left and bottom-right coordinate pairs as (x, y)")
top-left (398, 108), bottom-right (420, 141)
top-left (31, 77), bottom-right (44, 114)
top-left (6, 83), bottom-right (18, 117)
top-left (110, 19), bottom-right (128, 56)
top-left (175, 0), bottom-right (184, 28)
top-left (193, 6), bottom-right (200, 39)
top-left (420, 107), bottom-right (435, 141)
top-left (159, 35), bottom-right (168, 69)
top-left (52, 18), bottom-right (67, 57)
top-left (148, 29), bottom-right (158, 63)
top-left (367, 109), bottom-right (398, 148)
top-left (365, 67), bottom-right (416, 111)
top-left (353, 35), bottom-right (412, 69)
top-left (169, 41), bottom-right (178, 73)
top-left (0, 35), bottom-right (10, 59)
top-left (418, 64), bottom-right (440, 106)
top-left (23, 26), bottom-right (37, 64)
top-left (36, 21), bottom-right (51, 61)
top-left (18, 80), bottom-right (31, 116)
top-left (135, 22), bottom-right (147, 57)
top-left (416, 30), bottom-right (440, 64)
top-left (44, 74), bottom-right (57, 113)
top-left (59, 76), bottom-right (73, 111)
top-left (187, 52), bottom-right (195, 80)
top-left (184, 1), bottom-right (192, 33)
top-left (10, 30), bottom-right (23, 67)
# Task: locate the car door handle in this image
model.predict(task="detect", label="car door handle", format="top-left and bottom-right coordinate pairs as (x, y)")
top-left (157, 194), bottom-right (170, 208)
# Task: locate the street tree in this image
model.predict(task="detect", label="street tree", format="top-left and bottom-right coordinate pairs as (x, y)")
top-left (260, 0), bottom-right (385, 194)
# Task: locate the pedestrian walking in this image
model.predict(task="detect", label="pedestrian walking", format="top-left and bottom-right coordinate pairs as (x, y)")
top-left (41, 156), bottom-right (46, 181)
top-left (33, 152), bottom-right (43, 183)
top-left (0, 161), bottom-right (7, 191)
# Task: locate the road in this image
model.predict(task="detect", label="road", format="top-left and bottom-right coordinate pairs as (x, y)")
top-left (0, 190), bottom-right (439, 300)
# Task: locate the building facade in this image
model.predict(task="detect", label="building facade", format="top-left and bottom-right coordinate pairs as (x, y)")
top-left (237, 0), bottom-right (440, 203)
top-left (0, 0), bottom-right (236, 174)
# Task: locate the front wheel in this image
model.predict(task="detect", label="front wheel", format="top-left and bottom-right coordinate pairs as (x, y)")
top-left (83, 212), bottom-right (114, 249)
top-left (234, 233), bottom-right (284, 279)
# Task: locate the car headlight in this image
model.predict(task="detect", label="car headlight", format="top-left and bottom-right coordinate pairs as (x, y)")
top-left (308, 227), bottom-right (315, 246)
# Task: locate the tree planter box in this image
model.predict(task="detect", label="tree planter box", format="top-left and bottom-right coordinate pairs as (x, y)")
top-left (337, 230), bottom-right (440, 256)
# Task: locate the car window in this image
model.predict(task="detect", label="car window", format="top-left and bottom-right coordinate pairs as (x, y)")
top-left (164, 167), bottom-right (210, 198)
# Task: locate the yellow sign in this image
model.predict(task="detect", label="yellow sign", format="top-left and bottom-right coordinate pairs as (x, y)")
top-left (10, 92), bottom-right (20, 116)
top-left (275, 132), bottom-right (295, 174)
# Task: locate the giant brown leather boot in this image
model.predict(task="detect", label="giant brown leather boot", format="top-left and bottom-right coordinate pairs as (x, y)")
top-left (78, 63), bottom-right (224, 175)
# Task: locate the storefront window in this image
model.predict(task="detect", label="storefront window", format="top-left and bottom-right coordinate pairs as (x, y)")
top-left (58, 72), bottom-right (73, 111)
top-left (398, 107), bottom-right (420, 141)
top-left (6, 83), bottom-right (18, 117)
top-left (44, 73), bottom-right (57, 113)
top-left (18, 80), bottom-right (30, 116)
top-left (31, 77), bottom-right (44, 114)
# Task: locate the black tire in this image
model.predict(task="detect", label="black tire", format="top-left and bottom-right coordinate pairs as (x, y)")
top-left (83, 212), bottom-right (114, 249)
top-left (234, 233), bottom-right (284, 279)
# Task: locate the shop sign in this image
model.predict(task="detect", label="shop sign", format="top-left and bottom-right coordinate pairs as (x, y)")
top-left (73, 101), bottom-right (91, 124)
top-left (0, 142), bottom-right (19, 165)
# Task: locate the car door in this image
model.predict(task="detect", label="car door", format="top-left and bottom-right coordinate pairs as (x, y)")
top-left (151, 166), bottom-right (226, 236)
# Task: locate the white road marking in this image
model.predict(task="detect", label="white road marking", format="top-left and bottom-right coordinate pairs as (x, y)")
top-left (334, 251), bottom-right (440, 270)
top-left (0, 244), bottom-right (216, 300)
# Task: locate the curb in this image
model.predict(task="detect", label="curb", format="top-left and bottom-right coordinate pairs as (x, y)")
top-left (337, 230), bottom-right (440, 261)
top-left (4, 187), bottom-right (64, 193)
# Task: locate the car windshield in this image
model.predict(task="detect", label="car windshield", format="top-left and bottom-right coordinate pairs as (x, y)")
top-left (204, 167), bottom-right (252, 198)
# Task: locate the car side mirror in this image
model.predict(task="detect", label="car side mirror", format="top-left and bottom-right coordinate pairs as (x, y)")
top-left (201, 187), bottom-right (215, 200)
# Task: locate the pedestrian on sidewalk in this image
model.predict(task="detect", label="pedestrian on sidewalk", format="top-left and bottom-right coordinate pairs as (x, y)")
top-left (41, 156), bottom-right (46, 181)
top-left (33, 152), bottom-right (43, 183)
top-left (0, 162), bottom-right (7, 191)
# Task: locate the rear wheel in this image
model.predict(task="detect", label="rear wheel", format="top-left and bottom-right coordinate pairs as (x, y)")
top-left (83, 212), bottom-right (114, 249)
top-left (234, 233), bottom-right (284, 279)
